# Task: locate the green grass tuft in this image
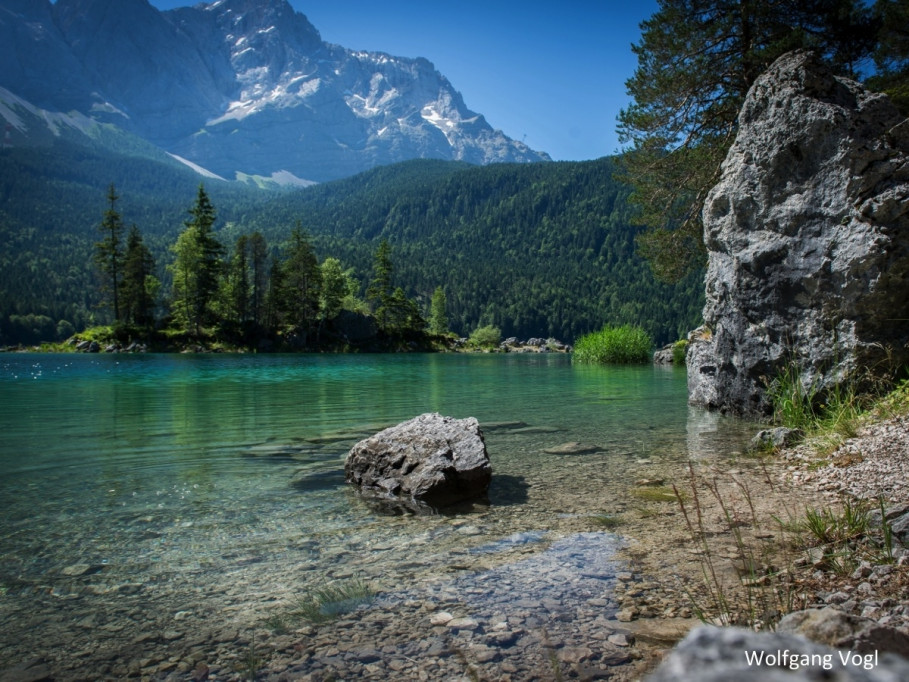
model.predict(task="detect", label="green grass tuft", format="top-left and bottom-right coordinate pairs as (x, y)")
top-left (572, 324), bottom-right (653, 364)
top-left (288, 578), bottom-right (375, 624)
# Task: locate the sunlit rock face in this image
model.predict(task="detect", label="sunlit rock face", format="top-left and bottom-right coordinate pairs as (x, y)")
top-left (0, 0), bottom-right (549, 182)
top-left (688, 50), bottom-right (909, 417)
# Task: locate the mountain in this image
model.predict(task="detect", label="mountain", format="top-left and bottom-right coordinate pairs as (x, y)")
top-left (0, 0), bottom-right (549, 183)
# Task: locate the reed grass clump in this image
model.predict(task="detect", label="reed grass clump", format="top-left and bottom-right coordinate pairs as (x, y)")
top-left (632, 485), bottom-right (684, 503)
top-left (765, 362), bottom-right (875, 451)
top-left (572, 324), bottom-right (653, 364)
top-left (291, 578), bottom-right (375, 623)
top-left (265, 577), bottom-right (376, 632)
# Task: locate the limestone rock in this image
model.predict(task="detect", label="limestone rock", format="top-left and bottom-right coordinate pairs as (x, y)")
top-left (750, 427), bottom-right (804, 450)
top-left (688, 51), bottom-right (909, 416)
top-left (653, 344), bottom-right (675, 365)
top-left (344, 413), bottom-right (491, 509)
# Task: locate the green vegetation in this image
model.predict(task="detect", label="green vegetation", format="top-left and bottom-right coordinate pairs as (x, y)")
top-left (619, 1), bottom-right (894, 281)
top-left (671, 339), bottom-right (688, 365)
top-left (467, 324), bottom-right (502, 349)
top-left (265, 578), bottom-right (376, 631)
top-left (631, 485), bottom-right (683, 503)
top-left (572, 324), bottom-right (653, 364)
top-left (868, 0), bottom-right (909, 114)
top-left (590, 513), bottom-right (623, 529)
top-left (765, 362), bottom-right (883, 451)
top-left (428, 286), bottom-right (449, 336)
top-left (0, 146), bottom-right (704, 347)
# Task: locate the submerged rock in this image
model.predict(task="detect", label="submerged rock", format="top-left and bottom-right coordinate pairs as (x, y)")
top-left (543, 442), bottom-right (604, 455)
top-left (688, 50), bottom-right (909, 416)
top-left (344, 413), bottom-right (491, 509)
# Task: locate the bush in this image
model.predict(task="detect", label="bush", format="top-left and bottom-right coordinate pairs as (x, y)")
top-left (469, 324), bottom-right (501, 348)
top-left (572, 324), bottom-right (653, 364)
top-left (672, 339), bottom-right (688, 365)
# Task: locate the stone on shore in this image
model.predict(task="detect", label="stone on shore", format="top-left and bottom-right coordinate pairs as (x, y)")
top-left (344, 413), bottom-right (491, 509)
top-left (687, 50), bottom-right (909, 416)
top-left (777, 608), bottom-right (909, 658)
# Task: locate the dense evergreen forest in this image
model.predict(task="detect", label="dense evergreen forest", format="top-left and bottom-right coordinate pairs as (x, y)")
top-left (0, 139), bottom-right (704, 348)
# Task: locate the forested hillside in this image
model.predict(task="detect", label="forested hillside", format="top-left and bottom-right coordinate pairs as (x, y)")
top-left (0, 142), bottom-right (704, 346)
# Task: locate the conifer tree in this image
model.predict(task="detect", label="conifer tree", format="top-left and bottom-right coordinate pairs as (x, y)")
top-left (868, 0), bottom-right (909, 113)
top-left (120, 225), bottom-right (157, 329)
top-left (94, 184), bottom-right (125, 322)
top-left (248, 232), bottom-right (269, 329)
top-left (385, 287), bottom-right (425, 335)
top-left (220, 235), bottom-right (251, 333)
top-left (617, 0), bottom-right (877, 281)
top-left (168, 185), bottom-right (224, 335)
top-left (279, 225), bottom-right (322, 335)
top-left (367, 239), bottom-right (394, 329)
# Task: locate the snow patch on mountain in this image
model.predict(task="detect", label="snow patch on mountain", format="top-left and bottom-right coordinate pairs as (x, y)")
top-left (167, 153), bottom-right (228, 181)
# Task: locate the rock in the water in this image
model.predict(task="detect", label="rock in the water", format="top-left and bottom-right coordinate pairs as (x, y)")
top-left (344, 413), bottom-right (491, 509)
top-left (543, 442), bottom-right (604, 455)
top-left (688, 50), bottom-right (909, 417)
top-left (653, 344), bottom-right (675, 365)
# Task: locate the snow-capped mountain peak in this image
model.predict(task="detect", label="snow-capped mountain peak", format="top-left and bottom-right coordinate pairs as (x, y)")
top-left (0, 0), bottom-right (550, 183)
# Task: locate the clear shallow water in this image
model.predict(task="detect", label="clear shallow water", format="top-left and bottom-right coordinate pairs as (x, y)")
top-left (0, 353), bottom-right (756, 673)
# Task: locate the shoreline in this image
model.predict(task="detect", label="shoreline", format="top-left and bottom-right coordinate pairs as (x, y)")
top-left (610, 408), bottom-right (909, 677)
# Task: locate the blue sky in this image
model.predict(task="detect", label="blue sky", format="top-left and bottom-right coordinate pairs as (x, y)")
top-left (147, 0), bottom-right (658, 161)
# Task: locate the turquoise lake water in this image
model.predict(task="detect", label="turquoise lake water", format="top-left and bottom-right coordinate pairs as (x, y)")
top-left (0, 352), bottom-right (757, 672)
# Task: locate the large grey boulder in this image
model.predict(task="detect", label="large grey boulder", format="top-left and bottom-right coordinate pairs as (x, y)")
top-left (688, 51), bottom-right (909, 416)
top-left (344, 413), bottom-right (491, 509)
top-left (647, 625), bottom-right (909, 681)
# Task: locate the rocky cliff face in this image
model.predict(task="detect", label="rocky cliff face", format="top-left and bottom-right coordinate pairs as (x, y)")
top-left (0, 0), bottom-right (549, 183)
top-left (688, 51), bottom-right (909, 416)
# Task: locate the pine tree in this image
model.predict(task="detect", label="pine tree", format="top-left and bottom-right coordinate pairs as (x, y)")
top-left (279, 225), bottom-right (322, 336)
top-left (248, 232), bottom-right (269, 329)
top-left (219, 234), bottom-right (251, 334)
top-left (618, 0), bottom-right (877, 281)
top-left (385, 287), bottom-right (425, 335)
top-left (168, 185), bottom-right (224, 335)
top-left (367, 239), bottom-right (394, 330)
top-left (120, 225), bottom-right (157, 329)
top-left (94, 184), bottom-right (125, 322)
top-left (868, 0), bottom-right (909, 113)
